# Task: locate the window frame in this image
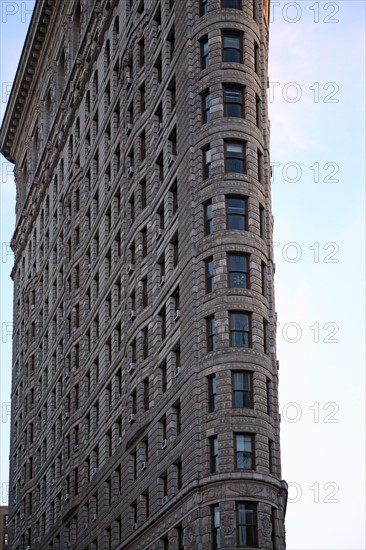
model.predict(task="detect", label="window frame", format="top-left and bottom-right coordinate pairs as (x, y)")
top-left (228, 253), bottom-right (250, 289)
top-left (225, 140), bottom-right (246, 174)
top-left (226, 195), bottom-right (248, 231)
top-left (212, 504), bottom-right (221, 550)
top-left (223, 84), bottom-right (244, 118)
top-left (236, 502), bottom-right (258, 547)
top-left (205, 256), bottom-right (215, 293)
top-left (203, 145), bottom-right (212, 179)
top-left (232, 371), bottom-right (253, 408)
top-left (234, 433), bottom-right (255, 470)
top-left (200, 0), bottom-right (208, 16)
top-left (229, 311), bottom-right (252, 348)
top-left (201, 88), bottom-right (212, 124)
top-left (208, 374), bottom-right (218, 412)
top-left (204, 200), bottom-right (214, 235)
top-left (206, 315), bottom-right (216, 352)
top-left (200, 35), bottom-right (209, 69)
top-left (222, 31), bottom-right (243, 63)
top-left (209, 435), bottom-right (219, 473)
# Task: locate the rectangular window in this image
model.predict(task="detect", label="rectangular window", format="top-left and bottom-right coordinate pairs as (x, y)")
top-left (212, 504), bottom-right (221, 549)
top-left (200, 36), bottom-right (209, 69)
top-left (225, 141), bottom-right (246, 174)
top-left (206, 315), bottom-right (216, 352)
top-left (161, 361), bottom-right (167, 393)
top-left (172, 235), bottom-right (179, 268)
top-left (259, 204), bottom-right (265, 238)
top-left (235, 433), bottom-right (254, 469)
top-left (143, 378), bottom-right (149, 411)
top-left (263, 319), bottom-right (268, 354)
top-left (228, 254), bottom-right (249, 288)
top-left (205, 257), bottom-right (215, 293)
top-left (236, 502), bottom-right (257, 547)
top-left (224, 85), bottom-right (244, 118)
top-left (200, 0), bottom-right (208, 15)
top-left (208, 374), bottom-right (218, 412)
top-left (232, 371), bottom-right (252, 408)
top-left (202, 89), bottom-right (211, 123)
top-left (140, 131), bottom-right (146, 161)
top-left (170, 180), bottom-right (178, 214)
top-left (159, 307), bottom-right (166, 340)
top-left (227, 196), bottom-right (248, 230)
top-left (141, 276), bottom-right (148, 308)
top-left (140, 84), bottom-right (146, 113)
top-left (257, 149), bottom-right (263, 183)
top-left (256, 95), bottom-right (261, 128)
top-left (204, 200), bottom-right (214, 235)
top-left (210, 436), bottom-right (219, 473)
top-left (230, 312), bottom-right (251, 347)
top-left (139, 37), bottom-right (145, 67)
top-left (254, 41), bottom-right (260, 75)
top-left (203, 146), bottom-right (212, 178)
top-left (141, 226), bottom-right (147, 257)
top-left (142, 327), bottom-right (149, 359)
top-left (223, 32), bottom-right (242, 63)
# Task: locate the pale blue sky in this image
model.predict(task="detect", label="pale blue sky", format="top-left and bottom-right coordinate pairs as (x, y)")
top-left (1, 2), bottom-right (365, 548)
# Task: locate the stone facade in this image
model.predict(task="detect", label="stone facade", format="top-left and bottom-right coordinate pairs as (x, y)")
top-left (0, 0), bottom-right (287, 549)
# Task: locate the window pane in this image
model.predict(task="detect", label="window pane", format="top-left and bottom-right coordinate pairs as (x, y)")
top-left (223, 0), bottom-right (240, 7)
top-left (232, 313), bottom-right (249, 331)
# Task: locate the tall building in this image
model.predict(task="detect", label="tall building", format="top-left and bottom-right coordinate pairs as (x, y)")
top-left (0, 506), bottom-right (9, 549)
top-left (0, 0), bottom-right (287, 548)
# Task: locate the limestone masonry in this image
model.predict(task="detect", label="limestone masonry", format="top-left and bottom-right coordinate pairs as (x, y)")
top-left (0, 0), bottom-right (287, 548)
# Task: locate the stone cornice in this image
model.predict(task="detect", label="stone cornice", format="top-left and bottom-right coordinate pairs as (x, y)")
top-left (0, 0), bottom-right (56, 163)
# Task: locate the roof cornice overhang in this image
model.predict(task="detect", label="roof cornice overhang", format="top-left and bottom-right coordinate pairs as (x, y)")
top-left (0, 0), bottom-right (55, 163)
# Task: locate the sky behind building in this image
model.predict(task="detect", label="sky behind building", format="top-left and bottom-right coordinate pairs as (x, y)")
top-left (0, 2), bottom-right (365, 548)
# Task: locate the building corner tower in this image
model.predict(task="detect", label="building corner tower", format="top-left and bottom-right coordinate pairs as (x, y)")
top-left (0, 0), bottom-right (287, 548)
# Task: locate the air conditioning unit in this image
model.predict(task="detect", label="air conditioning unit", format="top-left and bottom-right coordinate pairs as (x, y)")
top-left (31, 303), bottom-right (36, 310)
top-left (106, 139), bottom-right (111, 150)
top-left (116, 436), bottom-right (123, 446)
top-left (26, 546), bottom-right (31, 550)
top-left (91, 514), bottom-right (97, 522)
top-left (155, 179), bottom-right (163, 190)
top-left (117, 490), bottom-right (122, 497)
top-left (167, 154), bottom-right (177, 167)
top-left (42, 419), bottom-right (46, 427)
top-left (128, 413), bottom-right (136, 423)
top-left (84, 523), bottom-right (89, 531)
top-left (161, 439), bottom-right (167, 450)
top-left (64, 493), bottom-right (70, 501)
top-left (157, 122), bottom-right (163, 135)
top-left (155, 25), bottom-right (161, 37)
top-left (50, 442), bottom-right (55, 450)
top-left (51, 478), bottom-right (55, 486)
top-left (127, 362), bottom-right (136, 373)
top-left (140, 461), bottom-right (147, 471)
top-left (64, 369), bottom-right (70, 379)
top-left (91, 467), bottom-right (98, 477)
top-left (63, 412), bottom-right (70, 420)
top-left (128, 309), bottom-right (136, 320)
top-left (133, 522), bottom-right (138, 531)
top-left (20, 513), bottom-right (25, 519)
top-left (128, 218), bottom-right (134, 228)
top-left (161, 495), bottom-right (168, 505)
top-left (126, 263), bottom-right (135, 274)
top-left (125, 77), bottom-right (133, 90)
top-left (159, 275), bottom-right (165, 287)
top-left (105, 180), bottom-right (111, 190)
top-left (105, 360), bottom-right (111, 369)
top-left (174, 366), bottom-right (181, 378)
top-left (125, 123), bottom-right (134, 134)
top-left (155, 228), bottom-right (163, 240)
top-left (127, 166), bottom-right (135, 177)
top-left (173, 309), bottom-right (181, 321)
top-left (85, 145), bottom-right (91, 154)
top-left (73, 444), bottom-right (79, 452)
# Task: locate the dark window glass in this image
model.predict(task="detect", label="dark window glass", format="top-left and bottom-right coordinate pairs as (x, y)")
top-left (237, 502), bottom-right (257, 547)
top-left (200, 0), bottom-right (208, 15)
top-left (201, 37), bottom-right (209, 69)
top-left (208, 374), bottom-right (218, 412)
top-left (202, 90), bottom-right (211, 123)
top-left (228, 254), bottom-right (249, 288)
top-left (206, 257), bottom-right (215, 293)
top-left (227, 196), bottom-right (247, 230)
top-left (224, 85), bottom-right (244, 117)
top-left (230, 312), bottom-right (251, 347)
top-left (223, 0), bottom-right (241, 7)
top-left (210, 436), bottom-right (219, 473)
top-left (212, 505), bottom-right (221, 549)
top-left (204, 201), bottom-right (214, 235)
top-left (203, 146), bottom-right (212, 178)
top-left (223, 32), bottom-right (242, 63)
top-left (235, 434), bottom-right (254, 469)
top-left (233, 371), bottom-right (252, 408)
top-left (207, 315), bottom-right (216, 351)
top-left (225, 141), bottom-right (245, 173)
